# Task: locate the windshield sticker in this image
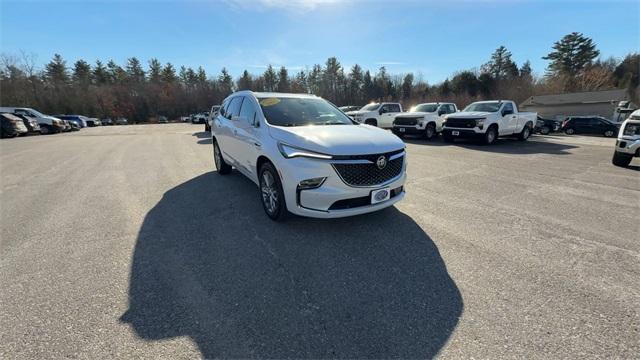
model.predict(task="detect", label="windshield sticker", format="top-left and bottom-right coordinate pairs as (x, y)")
top-left (260, 98), bottom-right (280, 107)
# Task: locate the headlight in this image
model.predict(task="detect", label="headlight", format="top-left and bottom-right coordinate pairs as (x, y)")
top-left (476, 119), bottom-right (485, 127)
top-left (623, 124), bottom-right (639, 136)
top-left (278, 143), bottom-right (332, 160)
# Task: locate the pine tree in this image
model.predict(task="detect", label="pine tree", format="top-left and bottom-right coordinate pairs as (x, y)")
top-left (126, 57), bottom-right (146, 84)
top-left (45, 54), bottom-right (69, 85)
top-left (277, 66), bottom-right (290, 92)
top-left (401, 73), bottom-right (414, 100)
top-left (237, 70), bottom-right (253, 90)
top-left (263, 65), bottom-right (277, 92)
top-left (160, 63), bottom-right (177, 83)
top-left (218, 68), bottom-right (233, 95)
top-left (148, 58), bottom-right (162, 83)
top-left (93, 60), bottom-right (109, 84)
top-left (483, 46), bottom-right (519, 80)
top-left (543, 32), bottom-right (600, 77)
top-left (72, 60), bottom-right (92, 87)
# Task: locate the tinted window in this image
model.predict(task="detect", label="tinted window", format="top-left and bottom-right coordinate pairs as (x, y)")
top-left (239, 97), bottom-right (257, 125)
top-left (464, 102), bottom-right (501, 112)
top-left (228, 97), bottom-right (244, 118)
top-left (446, 104), bottom-right (456, 113)
top-left (219, 99), bottom-right (228, 118)
top-left (389, 104), bottom-right (401, 112)
top-left (257, 96), bottom-right (353, 127)
top-left (503, 103), bottom-right (514, 114)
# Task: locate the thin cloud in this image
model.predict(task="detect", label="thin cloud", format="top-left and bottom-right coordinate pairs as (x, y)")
top-left (225, 0), bottom-right (348, 13)
top-left (375, 61), bottom-right (406, 66)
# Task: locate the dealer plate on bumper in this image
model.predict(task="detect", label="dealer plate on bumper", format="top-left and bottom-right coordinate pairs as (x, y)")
top-left (371, 187), bottom-right (391, 204)
top-left (398, 127), bottom-right (405, 132)
top-left (452, 131), bottom-right (460, 136)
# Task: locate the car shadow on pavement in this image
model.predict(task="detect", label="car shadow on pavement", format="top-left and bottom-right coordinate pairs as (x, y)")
top-left (193, 131), bottom-right (212, 145)
top-left (403, 136), bottom-right (577, 155)
top-left (120, 171), bottom-right (463, 359)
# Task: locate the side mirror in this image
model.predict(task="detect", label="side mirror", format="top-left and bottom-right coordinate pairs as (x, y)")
top-left (379, 108), bottom-right (385, 115)
top-left (502, 110), bottom-right (513, 116)
top-left (438, 110), bottom-right (445, 116)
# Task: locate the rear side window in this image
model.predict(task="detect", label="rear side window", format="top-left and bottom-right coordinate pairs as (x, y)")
top-left (503, 103), bottom-right (514, 114)
top-left (239, 97), bottom-right (257, 125)
top-left (219, 99), bottom-right (230, 118)
top-left (227, 97), bottom-right (244, 119)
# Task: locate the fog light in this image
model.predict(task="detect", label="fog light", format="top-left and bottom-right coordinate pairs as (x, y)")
top-left (298, 177), bottom-right (326, 190)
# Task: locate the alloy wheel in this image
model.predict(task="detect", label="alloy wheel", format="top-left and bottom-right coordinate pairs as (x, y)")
top-left (261, 171), bottom-right (279, 215)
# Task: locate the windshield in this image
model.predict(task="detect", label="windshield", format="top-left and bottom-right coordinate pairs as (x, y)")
top-left (21, 108), bottom-right (46, 117)
top-left (257, 97), bottom-right (354, 127)
top-left (464, 102), bottom-right (501, 113)
top-left (360, 103), bottom-right (380, 111)
top-left (412, 104), bottom-right (438, 113)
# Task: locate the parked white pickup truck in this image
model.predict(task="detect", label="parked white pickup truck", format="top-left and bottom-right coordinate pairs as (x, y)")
top-left (350, 102), bottom-right (403, 128)
top-left (442, 100), bottom-right (536, 144)
top-left (391, 102), bottom-right (458, 140)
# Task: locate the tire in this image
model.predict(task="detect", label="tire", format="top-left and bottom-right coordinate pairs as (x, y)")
top-left (604, 130), bottom-right (615, 137)
top-left (205, 123), bottom-right (210, 132)
top-left (259, 162), bottom-right (289, 221)
top-left (483, 126), bottom-right (498, 145)
top-left (424, 122), bottom-right (436, 140)
top-left (364, 119), bottom-right (377, 127)
top-left (518, 123), bottom-right (531, 141)
top-left (540, 126), bottom-right (551, 135)
top-left (40, 125), bottom-right (50, 135)
top-left (565, 128), bottom-right (575, 135)
top-left (612, 152), bottom-right (632, 167)
top-left (213, 139), bottom-right (232, 174)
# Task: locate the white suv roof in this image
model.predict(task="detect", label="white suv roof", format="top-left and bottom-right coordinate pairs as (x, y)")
top-left (234, 91), bottom-right (318, 99)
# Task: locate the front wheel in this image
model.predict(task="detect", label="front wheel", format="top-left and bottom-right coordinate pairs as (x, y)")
top-left (540, 126), bottom-right (550, 135)
top-left (213, 140), bottom-right (231, 174)
top-left (483, 126), bottom-right (498, 145)
top-left (259, 162), bottom-right (289, 221)
top-left (604, 130), bottom-right (615, 137)
top-left (565, 128), bottom-right (575, 135)
top-left (424, 123), bottom-right (436, 140)
top-left (612, 152), bottom-right (632, 167)
top-left (205, 123), bottom-right (210, 132)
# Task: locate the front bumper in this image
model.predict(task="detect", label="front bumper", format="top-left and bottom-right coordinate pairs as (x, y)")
top-left (277, 154), bottom-right (407, 218)
top-left (392, 126), bottom-right (424, 135)
top-left (615, 138), bottom-right (640, 156)
top-left (442, 128), bottom-right (483, 138)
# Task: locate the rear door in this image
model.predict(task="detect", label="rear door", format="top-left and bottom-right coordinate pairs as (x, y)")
top-left (216, 97), bottom-right (243, 163)
top-left (234, 96), bottom-right (262, 178)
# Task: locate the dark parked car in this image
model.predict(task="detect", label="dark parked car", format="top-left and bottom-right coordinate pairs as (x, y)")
top-left (115, 117), bottom-right (128, 125)
top-left (561, 116), bottom-right (619, 137)
top-left (1, 113), bottom-right (29, 138)
top-left (14, 114), bottom-right (41, 134)
top-left (535, 116), bottom-right (561, 135)
top-left (101, 117), bottom-right (114, 126)
top-left (55, 115), bottom-right (88, 128)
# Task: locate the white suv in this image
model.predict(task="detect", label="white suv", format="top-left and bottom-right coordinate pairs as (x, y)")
top-left (211, 91), bottom-right (407, 221)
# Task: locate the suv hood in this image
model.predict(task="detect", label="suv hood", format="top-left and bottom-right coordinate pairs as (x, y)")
top-left (448, 111), bottom-right (492, 118)
top-left (268, 124), bottom-right (404, 155)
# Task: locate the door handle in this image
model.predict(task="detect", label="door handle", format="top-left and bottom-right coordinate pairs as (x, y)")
top-left (253, 142), bottom-right (261, 147)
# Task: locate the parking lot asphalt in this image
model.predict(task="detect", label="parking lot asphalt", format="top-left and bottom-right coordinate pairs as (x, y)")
top-left (1, 124), bottom-right (639, 359)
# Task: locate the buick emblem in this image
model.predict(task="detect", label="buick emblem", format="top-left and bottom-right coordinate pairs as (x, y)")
top-left (376, 155), bottom-right (387, 170)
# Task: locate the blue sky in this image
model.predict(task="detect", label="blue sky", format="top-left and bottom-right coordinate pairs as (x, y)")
top-left (1, 0), bottom-right (638, 83)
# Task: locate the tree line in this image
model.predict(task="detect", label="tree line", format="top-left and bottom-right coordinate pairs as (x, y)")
top-left (1, 32), bottom-right (637, 123)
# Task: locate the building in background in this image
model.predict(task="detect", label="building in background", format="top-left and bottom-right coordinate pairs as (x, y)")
top-left (520, 89), bottom-right (637, 122)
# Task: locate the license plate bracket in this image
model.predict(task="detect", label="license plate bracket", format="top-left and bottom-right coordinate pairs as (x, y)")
top-left (371, 187), bottom-right (391, 204)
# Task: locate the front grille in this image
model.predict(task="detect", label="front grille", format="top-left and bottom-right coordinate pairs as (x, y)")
top-left (445, 117), bottom-right (479, 128)
top-left (394, 117), bottom-right (420, 126)
top-left (332, 151), bottom-right (404, 187)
